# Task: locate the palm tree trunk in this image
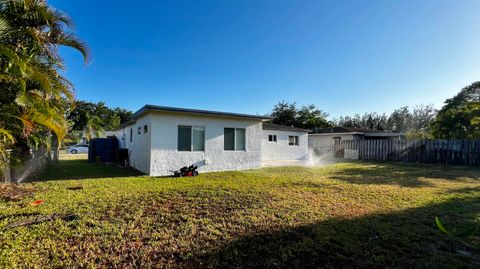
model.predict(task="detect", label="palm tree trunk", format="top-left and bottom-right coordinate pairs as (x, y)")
top-left (52, 133), bottom-right (59, 163)
top-left (46, 131), bottom-right (52, 162)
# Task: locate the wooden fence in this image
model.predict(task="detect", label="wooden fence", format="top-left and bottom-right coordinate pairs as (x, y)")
top-left (339, 139), bottom-right (480, 165)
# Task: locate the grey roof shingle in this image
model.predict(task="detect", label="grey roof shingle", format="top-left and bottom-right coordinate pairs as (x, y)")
top-left (262, 122), bottom-right (310, 132)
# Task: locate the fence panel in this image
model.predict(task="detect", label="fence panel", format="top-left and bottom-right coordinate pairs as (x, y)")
top-left (339, 139), bottom-right (480, 166)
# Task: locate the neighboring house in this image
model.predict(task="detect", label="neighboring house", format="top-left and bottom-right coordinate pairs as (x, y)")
top-left (309, 127), bottom-right (404, 156)
top-left (114, 105), bottom-right (309, 176)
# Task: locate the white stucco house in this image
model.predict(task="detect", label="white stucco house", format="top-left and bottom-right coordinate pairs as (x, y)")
top-left (114, 105), bottom-right (309, 176)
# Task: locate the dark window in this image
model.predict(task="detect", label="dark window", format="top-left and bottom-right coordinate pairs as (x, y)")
top-left (144, 125), bottom-right (148, 133)
top-left (178, 126), bottom-right (192, 151)
top-left (288, 136), bottom-right (299, 146)
top-left (268, 134), bottom-right (277, 142)
top-left (138, 127), bottom-right (141, 134)
top-left (130, 128), bottom-right (133, 143)
top-left (178, 125), bottom-right (205, 151)
top-left (224, 128), bottom-right (235, 150)
top-left (224, 128), bottom-right (246, 151)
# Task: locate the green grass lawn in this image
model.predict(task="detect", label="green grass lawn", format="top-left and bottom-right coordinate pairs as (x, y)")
top-left (1, 157), bottom-right (480, 268)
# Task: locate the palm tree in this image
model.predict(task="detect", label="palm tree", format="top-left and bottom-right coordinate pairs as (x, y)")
top-left (0, 17), bottom-right (14, 159)
top-left (0, 0), bottom-right (89, 138)
top-left (0, 0), bottom-right (89, 177)
top-left (85, 113), bottom-right (104, 142)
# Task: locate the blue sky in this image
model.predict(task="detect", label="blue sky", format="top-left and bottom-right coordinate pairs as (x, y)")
top-left (51, 0), bottom-right (480, 118)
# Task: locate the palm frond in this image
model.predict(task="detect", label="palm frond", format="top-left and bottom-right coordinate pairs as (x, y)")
top-left (21, 109), bottom-right (67, 139)
top-left (0, 45), bottom-right (28, 76)
top-left (51, 8), bottom-right (75, 28)
top-left (85, 113), bottom-right (104, 141)
top-left (55, 33), bottom-right (90, 64)
top-left (0, 17), bottom-right (9, 37)
top-left (0, 128), bottom-right (15, 143)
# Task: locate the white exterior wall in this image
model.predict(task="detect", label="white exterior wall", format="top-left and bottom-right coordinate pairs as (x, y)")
top-left (308, 134), bottom-right (356, 156)
top-left (114, 115), bottom-right (152, 174)
top-left (308, 134), bottom-right (356, 148)
top-left (261, 130), bottom-right (309, 161)
top-left (149, 112), bottom-right (263, 176)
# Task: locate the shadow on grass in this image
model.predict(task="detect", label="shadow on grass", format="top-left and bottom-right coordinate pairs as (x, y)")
top-left (329, 162), bottom-right (480, 187)
top-left (35, 159), bottom-right (143, 181)
top-left (191, 196), bottom-right (480, 268)
top-left (447, 186), bottom-right (480, 195)
top-left (0, 212), bottom-right (40, 221)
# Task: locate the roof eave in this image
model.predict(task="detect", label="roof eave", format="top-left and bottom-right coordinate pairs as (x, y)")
top-left (114, 105), bottom-right (271, 131)
top-left (309, 132), bottom-right (364, 135)
top-left (263, 128), bottom-right (310, 133)
top-left (363, 133), bottom-right (405, 137)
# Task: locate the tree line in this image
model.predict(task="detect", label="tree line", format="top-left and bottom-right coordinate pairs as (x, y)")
top-left (65, 101), bottom-right (132, 143)
top-left (268, 81), bottom-right (480, 140)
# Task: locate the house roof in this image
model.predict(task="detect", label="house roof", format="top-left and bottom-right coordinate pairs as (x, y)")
top-left (262, 122), bottom-right (310, 133)
top-left (310, 127), bottom-right (403, 136)
top-left (117, 105), bottom-right (272, 129)
top-left (312, 127), bottom-right (376, 134)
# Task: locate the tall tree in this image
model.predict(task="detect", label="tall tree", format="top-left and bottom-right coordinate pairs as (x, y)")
top-left (408, 104), bottom-right (436, 139)
top-left (431, 81), bottom-right (480, 139)
top-left (270, 101), bottom-right (297, 127)
top-left (386, 106), bottom-right (412, 132)
top-left (297, 104), bottom-right (331, 130)
top-left (269, 101), bottom-right (331, 129)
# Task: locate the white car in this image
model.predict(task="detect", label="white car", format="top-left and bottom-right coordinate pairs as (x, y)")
top-left (66, 144), bottom-right (89, 154)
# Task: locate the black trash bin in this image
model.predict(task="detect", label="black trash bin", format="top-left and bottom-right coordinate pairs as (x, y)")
top-left (88, 138), bottom-right (118, 163)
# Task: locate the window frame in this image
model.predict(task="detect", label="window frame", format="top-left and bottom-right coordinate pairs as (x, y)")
top-left (268, 134), bottom-right (277, 143)
top-left (288, 135), bottom-right (299, 146)
top-left (138, 126), bottom-right (142, 135)
top-left (224, 127), bottom-right (246, 151)
top-left (177, 125), bottom-right (205, 152)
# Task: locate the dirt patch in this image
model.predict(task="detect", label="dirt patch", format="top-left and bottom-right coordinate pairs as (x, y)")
top-left (66, 186), bottom-right (83, 191)
top-left (149, 190), bottom-right (268, 219)
top-left (0, 184), bottom-right (35, 201)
